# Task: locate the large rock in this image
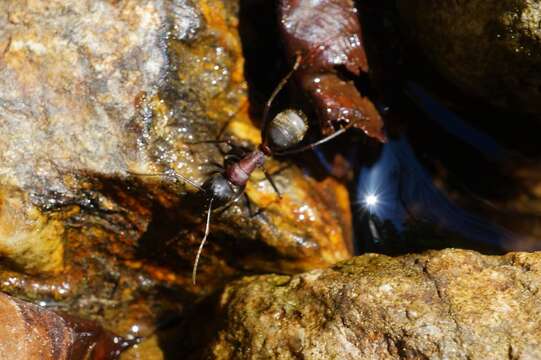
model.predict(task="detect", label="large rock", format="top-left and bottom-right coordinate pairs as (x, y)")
top-left (0, 0), bottom-right (351, 340)
top-left (185, 249), bottom-right (541, 359)
top-left (398, 0), bottom-right (541, 115)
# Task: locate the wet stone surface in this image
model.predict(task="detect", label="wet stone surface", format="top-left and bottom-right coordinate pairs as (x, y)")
top-left (4, 1), bottom-right (541, 359)
top-left (0, 0), bottom-right (352, 350)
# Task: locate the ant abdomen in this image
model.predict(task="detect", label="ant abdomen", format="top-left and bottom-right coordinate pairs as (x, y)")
top-left (268, 109), bottom-right (308, 150)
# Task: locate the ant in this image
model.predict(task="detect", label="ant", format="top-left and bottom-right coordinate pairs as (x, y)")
top-left (131, 54), bottom-right (354, 285)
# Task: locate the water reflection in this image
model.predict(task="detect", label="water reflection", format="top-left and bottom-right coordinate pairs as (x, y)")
top-left (355, 84), bottom-right (538, 254)
top-left (356, 136), bottom-right (519, 254)
top-left (405, 83), bottom-right (508, 162)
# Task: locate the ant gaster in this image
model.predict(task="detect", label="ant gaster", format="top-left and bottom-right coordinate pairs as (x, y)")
top-left (132, 54), bottom-right (353, 285)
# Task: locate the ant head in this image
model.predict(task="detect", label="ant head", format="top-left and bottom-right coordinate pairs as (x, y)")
top-left (202, 173), bottom-right (239, 207)
top-left (267, 109), bottom-right (308, 150)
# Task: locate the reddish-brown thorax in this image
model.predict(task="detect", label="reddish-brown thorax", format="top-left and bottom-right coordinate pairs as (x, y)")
top-left (226, 150), bottom-right (266, 187)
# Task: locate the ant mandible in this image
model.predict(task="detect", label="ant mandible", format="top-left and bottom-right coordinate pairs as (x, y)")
top-left (132, 53), bottom-right (354, 285)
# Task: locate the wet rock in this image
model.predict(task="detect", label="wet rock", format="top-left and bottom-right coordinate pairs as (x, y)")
top-left (0, 0), bottom-right (351, 342)
top-left (186, 249), bottom-right (541, 359)
top-left (398, 0), bottom-right (541, 115)
top-left (0, 291), bottom-right (130, 360)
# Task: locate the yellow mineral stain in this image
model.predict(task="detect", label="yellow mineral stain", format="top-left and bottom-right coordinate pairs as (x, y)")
top-left (0, 189), bottom-right (64, 274)
top-left (198, 0), bottom-right (244, 82)
top-left (228, 113), bottom-right (262, 145)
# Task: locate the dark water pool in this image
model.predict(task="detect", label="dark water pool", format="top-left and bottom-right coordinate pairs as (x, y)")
top-left (354, 81), bottom-right (541, 255)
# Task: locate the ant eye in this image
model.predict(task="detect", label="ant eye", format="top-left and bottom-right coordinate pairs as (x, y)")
top-left (268, 109), bottom-right (308, 150)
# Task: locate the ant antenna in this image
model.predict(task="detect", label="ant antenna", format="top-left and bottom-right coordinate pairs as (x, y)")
top-left (186, 139), bottom-right (234, 146)
top-left (261, 53), bottom-right (303, 146)
top-left (128, 171), bottom-right (203, 191)
top-left (192, 197), bottom-right (214, 285)
top-left (274, 122), bottom-right (355, 156)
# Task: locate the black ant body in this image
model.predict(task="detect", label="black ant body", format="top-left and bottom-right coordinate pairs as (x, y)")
top-left (132, 54), bottom-right (353, 285)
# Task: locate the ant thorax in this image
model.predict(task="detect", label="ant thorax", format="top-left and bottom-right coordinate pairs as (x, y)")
top-left (267, 109), bottom-right (309, 150)
top-left (225, 150), bottom-right (266, 187)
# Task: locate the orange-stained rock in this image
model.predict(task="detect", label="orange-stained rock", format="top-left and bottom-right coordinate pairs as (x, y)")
top-left (0, 0), bottom-right (352, 344)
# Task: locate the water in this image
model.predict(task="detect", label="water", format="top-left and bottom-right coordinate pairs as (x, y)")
top-left (354, 83), bottom-right (541, 255)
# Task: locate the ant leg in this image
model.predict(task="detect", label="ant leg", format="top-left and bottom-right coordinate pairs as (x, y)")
top-left (243, 193), bottom-right (256, 218)
top-left (261, 53), bottom-right (303, 145)
top-left (217, 120), bottom-right (230, 140)
top-left (268, 164), bottom-right (290, 177)
top-left (212, 185), bottom-right (246, 216)
top-left (263, 169), bottom-right (282, 198)
top-left (186, 139), bottom-right (233, 146)
top-left (223, 153), bottom-right (243, 166)
top-left (127, 171), bottom-right (203, 191)
top-left (274, 123), bottom-right (354, 156)
top-left (217, 100), bottom-right (250, 140)
top-left (188, 100), bottom-right (249, 145)
top-left (244, 193), bottom-right (267, 218)
top-left (189, 100), bottom-right (249, 145)
top-left (208, 161), bottom-right (223, 170)
top-left (189, 140), bottom-right (248, 158)
top-left (192, 197), bottom-right (214, 285)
